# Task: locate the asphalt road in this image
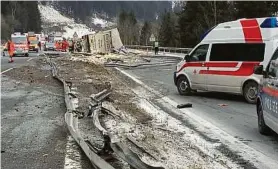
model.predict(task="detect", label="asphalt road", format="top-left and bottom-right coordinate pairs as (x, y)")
top-left (123, 56), bottom-right (278, 165)
top-left (1, 52), bottom-right (93, 169)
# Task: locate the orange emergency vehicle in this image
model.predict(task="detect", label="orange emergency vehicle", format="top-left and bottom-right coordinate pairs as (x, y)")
top-left (27, 32), bottom-right (39, 52)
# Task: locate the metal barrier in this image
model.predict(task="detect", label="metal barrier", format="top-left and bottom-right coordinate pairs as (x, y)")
top-left (125, 45), bottom-right (192, 54)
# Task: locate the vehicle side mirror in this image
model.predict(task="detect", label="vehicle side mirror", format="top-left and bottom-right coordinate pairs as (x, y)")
top-left (254, 65), bottom-right (263, 75)
top-left (184, 54), bottom-right (190, 62)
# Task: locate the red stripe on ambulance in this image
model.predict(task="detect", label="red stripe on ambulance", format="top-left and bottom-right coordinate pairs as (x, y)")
top-left (240, 19), bottom-right (263, 43)
top-left (199, 62), bottom-right (260, 76)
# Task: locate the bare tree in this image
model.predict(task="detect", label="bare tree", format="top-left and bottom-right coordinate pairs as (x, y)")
top-left (9, 1), bottom-right (17, 21)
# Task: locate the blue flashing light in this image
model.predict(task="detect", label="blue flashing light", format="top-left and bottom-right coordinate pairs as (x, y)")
top-left (260, 17), bottom-right (278, 28)
top-left (200, 25), bottom-right (216, 40)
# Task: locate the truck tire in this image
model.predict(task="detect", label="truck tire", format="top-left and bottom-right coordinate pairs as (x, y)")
top-left (25, 53), bottom-right (29, 57)
top-left (243, 81), bottom-right (258, 104)
top-left (177, 76), bottom-right (192, 95)
top-left (257, 102), bottom-right (271, 135)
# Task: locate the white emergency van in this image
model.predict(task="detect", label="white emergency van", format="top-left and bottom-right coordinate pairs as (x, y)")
top-left (11, 32), bottom-right (29, 57)
top-left (174, 17), bottom-right (278, 103)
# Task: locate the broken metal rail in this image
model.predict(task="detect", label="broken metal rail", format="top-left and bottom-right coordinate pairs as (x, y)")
top-left (125, 45), bottom-right (192, 54)
top-left (48, 58), bottom-right (115, 169)
top-left (48, 57), bottom-right (164, 169)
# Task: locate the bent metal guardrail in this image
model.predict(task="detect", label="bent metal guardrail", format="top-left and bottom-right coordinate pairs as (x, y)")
top-left (125, 45), bottom-right (193, 54)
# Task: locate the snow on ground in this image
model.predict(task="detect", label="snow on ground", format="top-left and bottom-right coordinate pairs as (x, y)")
top-left (38, 4), bottom-right (74, 24)
top-left (91, 14), bottom-right (115, 28)
top-left (38, 4), bottom-right (91, 38)
top-left (92, 17), bottom-right (107, 28)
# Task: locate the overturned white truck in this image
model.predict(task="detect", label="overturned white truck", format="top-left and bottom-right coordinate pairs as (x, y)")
top-left (82, 28), bottom-right (123, 54)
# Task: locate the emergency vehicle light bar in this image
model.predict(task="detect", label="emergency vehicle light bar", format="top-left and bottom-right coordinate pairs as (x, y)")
top-left (260, 17), bottom-right (278, 28)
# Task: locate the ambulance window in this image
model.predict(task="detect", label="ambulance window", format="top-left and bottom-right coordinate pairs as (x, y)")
top-left (189, 44), bottom-right (209, 62)
top-left (210, 43), bottom-right (265, 61)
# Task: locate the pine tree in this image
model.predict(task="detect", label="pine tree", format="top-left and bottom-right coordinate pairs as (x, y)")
top-left (117, 10), bottom-right (139, 45)
top-left (178, 1), bottom-right (233, 47)
top-left (234, 1), bottom-right (278, 18)
top-left (159, 11), bottom-right (177, 47)
top-left (140, 21), bottom-right (152, 45)
top-left (1, 1), bottom-right (42, 38)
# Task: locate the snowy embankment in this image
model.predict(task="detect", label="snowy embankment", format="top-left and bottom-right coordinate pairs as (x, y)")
top-left (38, 4), bottom-right (91, 38)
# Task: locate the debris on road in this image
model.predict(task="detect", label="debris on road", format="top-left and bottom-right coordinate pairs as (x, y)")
top-left (177, 103), bottom-right (193, 109)
top-left (45, 55), bottom-right (242, 169)
top-left (218, 104), bottom-right (228, 107)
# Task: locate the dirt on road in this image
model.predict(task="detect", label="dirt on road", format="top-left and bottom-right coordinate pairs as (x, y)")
top-left (48, 55), bottom-right (241, 169)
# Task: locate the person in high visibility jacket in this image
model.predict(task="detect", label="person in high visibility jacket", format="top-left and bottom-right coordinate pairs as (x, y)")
top-left (55, 41), bottom-right (60, 51)
top-left (62, 39), bottom-right (69, 52)
top-left (6, 40), bottom-right (15, 63)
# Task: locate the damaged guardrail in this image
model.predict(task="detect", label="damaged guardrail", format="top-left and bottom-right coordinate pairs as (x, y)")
top-left (48, 57), bottom-right (165, 169)
top-left (89, 90), bottom-right (164, 169)
top-left (104, 61), bottom-right (179, 68)
top-left (48, 58), bottom-right (115, 169)
top-left (125, 45), bottom-right (192, 54)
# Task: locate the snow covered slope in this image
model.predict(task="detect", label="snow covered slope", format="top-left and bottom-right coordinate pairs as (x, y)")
top-left (38, 4), bottom-right (90, 38)
top-left (91, 14), bottom-right (115, 28)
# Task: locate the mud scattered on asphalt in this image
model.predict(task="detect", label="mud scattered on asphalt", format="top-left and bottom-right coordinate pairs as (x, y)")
top-left (53, 57), bottom-right (152, 122)
top-left (4, 59), bottom-right (60, 88)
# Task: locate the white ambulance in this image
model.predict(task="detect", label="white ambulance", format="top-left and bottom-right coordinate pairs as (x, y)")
top-left (174, 17), bottom-right (278, 103)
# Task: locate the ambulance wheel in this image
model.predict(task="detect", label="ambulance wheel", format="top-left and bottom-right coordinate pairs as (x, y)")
top-left (257, 102), bottom-right (271, 135)
top-left (243, 81), bottom-right (258, 104)
top-left (177, 76), bottom-right (191, 95)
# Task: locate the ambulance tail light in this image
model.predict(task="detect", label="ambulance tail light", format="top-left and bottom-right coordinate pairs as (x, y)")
top-left (260, 17), bottom-right (278, 28)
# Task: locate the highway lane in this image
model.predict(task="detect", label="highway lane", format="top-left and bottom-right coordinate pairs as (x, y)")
top-left (1, 52), bottom-right (93, 169)
top-left (1, 52), bottom-right (41, 72)
top-left (122, 56), bottom-right (278, 165)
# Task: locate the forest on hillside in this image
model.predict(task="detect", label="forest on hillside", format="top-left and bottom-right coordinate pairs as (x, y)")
top-left (1, 1), bottom-right (41, 40)
top-left (1, 1), bottom-right (278, 48)
top-left (43, 1), bottom-right (172, 22)
top-left (131, 1), bottom-right (278, 48)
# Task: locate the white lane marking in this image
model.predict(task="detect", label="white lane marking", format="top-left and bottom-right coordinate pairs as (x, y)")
top-left (1, 68), bottom-right (13, 75)
top-left (64, 136), bottom-right (82, 169)
top-left (27, 58), bottom-right (33, 62)
top-left (117, 67), bottom-right (278, 169)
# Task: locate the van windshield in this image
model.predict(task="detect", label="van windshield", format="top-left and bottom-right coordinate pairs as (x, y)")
top-left (271, 49), bottom-right (278, 61)
top-left (12, 37), bottom-right (27, 44)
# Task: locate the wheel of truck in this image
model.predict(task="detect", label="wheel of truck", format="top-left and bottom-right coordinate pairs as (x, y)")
top-left (177, 76), bottom-right (192, 95)
top-left (257, 102), bottom-right (271, 135)
top-left (243, 81), bottom-right (258, 104)
top-left (24, 53), bottom-right (29, 57)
